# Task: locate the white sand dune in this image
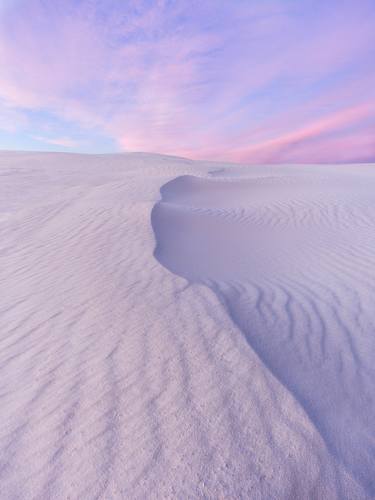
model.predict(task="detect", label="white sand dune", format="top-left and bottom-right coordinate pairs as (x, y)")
top-left (1, 152), bottom-right (374, 498)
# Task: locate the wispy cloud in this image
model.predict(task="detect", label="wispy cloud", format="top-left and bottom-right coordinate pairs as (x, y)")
top-left (0, 0), bottom-right (374, 161)
top-left (32, 135), bottom-right (79, 148)
top-left (223, 103), bottom-right (375, 163)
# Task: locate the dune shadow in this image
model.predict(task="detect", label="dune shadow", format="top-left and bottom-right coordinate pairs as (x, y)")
top-left (151, 174), bottom-right (375, 495)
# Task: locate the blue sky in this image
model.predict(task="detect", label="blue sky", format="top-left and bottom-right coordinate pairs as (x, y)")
top-left (0, 0), bottom-right (374, 162)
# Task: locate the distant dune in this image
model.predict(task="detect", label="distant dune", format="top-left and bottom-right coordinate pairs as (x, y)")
top-left (1, 152), bottom-right (374, 499)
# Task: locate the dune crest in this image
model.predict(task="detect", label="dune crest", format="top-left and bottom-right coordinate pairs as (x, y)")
top-left (152, 169), bottom-right (375, 495)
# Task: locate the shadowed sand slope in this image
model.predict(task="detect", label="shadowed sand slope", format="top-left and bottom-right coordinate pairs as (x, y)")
top-left (152, 167), bottom-right (375, 496)
top-left (0, 153), bottom-right (373, 499)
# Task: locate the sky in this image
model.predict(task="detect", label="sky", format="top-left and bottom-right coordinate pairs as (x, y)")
top-left (0, 0), bottom-right (374, 163)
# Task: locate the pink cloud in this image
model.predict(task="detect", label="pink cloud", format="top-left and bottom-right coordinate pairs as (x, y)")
top-left (32, 135), bottom-right (79, 148)
top-left (226, 104), bottom-right (375, 163)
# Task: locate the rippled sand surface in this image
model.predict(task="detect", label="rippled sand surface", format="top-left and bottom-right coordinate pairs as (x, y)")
top-left (1, 152), bottom-right (374, 498)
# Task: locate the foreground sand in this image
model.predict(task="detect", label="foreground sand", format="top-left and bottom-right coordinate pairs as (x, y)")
top-left (0, 152), bottom-right (374, 499)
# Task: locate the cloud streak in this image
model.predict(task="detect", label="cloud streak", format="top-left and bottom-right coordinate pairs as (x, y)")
top-left (32, 135), bottom-right (79, 148)
top-left (0, 0), bottom-right (374, 161)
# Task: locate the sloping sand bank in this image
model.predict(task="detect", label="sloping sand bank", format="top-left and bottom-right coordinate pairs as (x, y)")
top-left (153, 166), bottom-right (375, 497)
